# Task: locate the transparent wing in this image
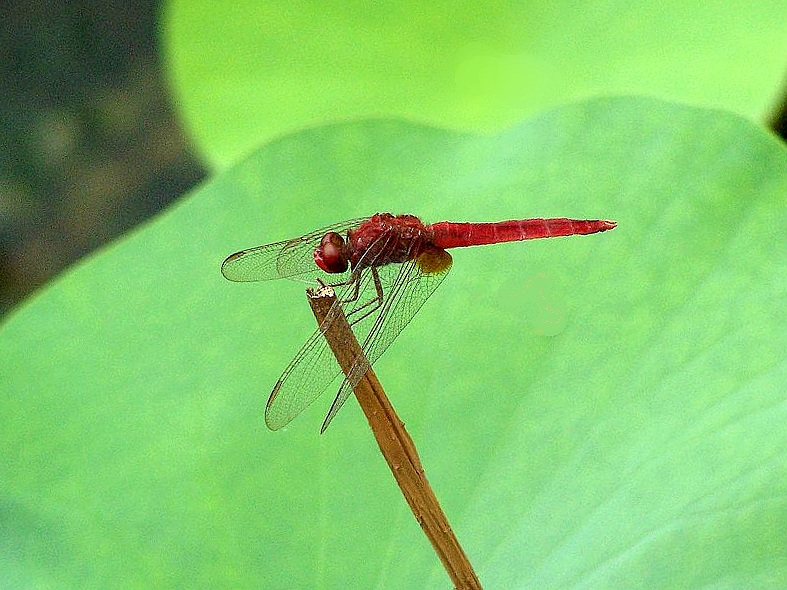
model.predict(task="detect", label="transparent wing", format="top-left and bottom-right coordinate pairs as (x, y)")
top-left (264, 231), bottom-right (401, 430)
top-left (319, 249), bottom-right (453, 432)
top-left (221, 217), bottom-right (368, 282)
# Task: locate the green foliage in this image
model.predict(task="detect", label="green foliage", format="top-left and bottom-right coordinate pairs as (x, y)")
top-left (1, 97), bottom-right (786, 587)
top-left (163, 0), bottom-right (787, 168)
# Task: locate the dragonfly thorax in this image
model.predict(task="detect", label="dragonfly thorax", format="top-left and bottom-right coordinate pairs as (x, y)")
top-left (346, 213), bottom-right (430, 271)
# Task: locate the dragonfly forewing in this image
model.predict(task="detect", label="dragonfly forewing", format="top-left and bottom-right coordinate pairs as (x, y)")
top-left (221, 217), bottom-right (368, 283)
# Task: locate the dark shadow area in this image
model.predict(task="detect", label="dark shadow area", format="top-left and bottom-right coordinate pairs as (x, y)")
top-left (769, 83), bottom-right (787, 141)
top-left (0, 0), bottom-right (206, 315)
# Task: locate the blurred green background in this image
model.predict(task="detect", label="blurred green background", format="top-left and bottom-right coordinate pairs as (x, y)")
top-left (2, 2), bottom-right (787, 589)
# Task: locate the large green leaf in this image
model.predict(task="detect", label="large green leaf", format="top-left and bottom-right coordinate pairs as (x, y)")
top-left (1, 98), bottom-right (786, 588)
top-left (163, 1), bottom-right (787, 168)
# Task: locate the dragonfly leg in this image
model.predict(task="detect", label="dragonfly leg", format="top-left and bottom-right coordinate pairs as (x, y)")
top-left (336, 274), bottom-right (362, 304)
top-left (318, 269), bottom-right (384, 325)
top-left (345, 267), bottom-right (384, 326)
top-left (317, 274), bottom-right (362, 303)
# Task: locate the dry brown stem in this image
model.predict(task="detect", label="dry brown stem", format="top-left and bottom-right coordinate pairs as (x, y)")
top-left (307, 286), bottom-right (482, 590)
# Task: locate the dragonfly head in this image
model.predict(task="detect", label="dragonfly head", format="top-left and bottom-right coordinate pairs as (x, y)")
top-left (314, 232), bottom-right (349, 274)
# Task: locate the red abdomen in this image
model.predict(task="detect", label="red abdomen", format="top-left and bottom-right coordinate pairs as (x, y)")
top-left (429, 218), bottom-right (616, 249)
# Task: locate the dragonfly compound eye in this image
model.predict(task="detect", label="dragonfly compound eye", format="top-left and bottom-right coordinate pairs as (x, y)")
top-left (314, 232), bottom-right (348, 273)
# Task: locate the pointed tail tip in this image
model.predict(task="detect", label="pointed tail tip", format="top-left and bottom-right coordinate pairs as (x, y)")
top-left (598, 219), bottom-right (617, 232)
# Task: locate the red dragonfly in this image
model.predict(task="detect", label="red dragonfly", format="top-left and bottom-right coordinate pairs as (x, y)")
top-left (222, 213), bottom-right (616, 432)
